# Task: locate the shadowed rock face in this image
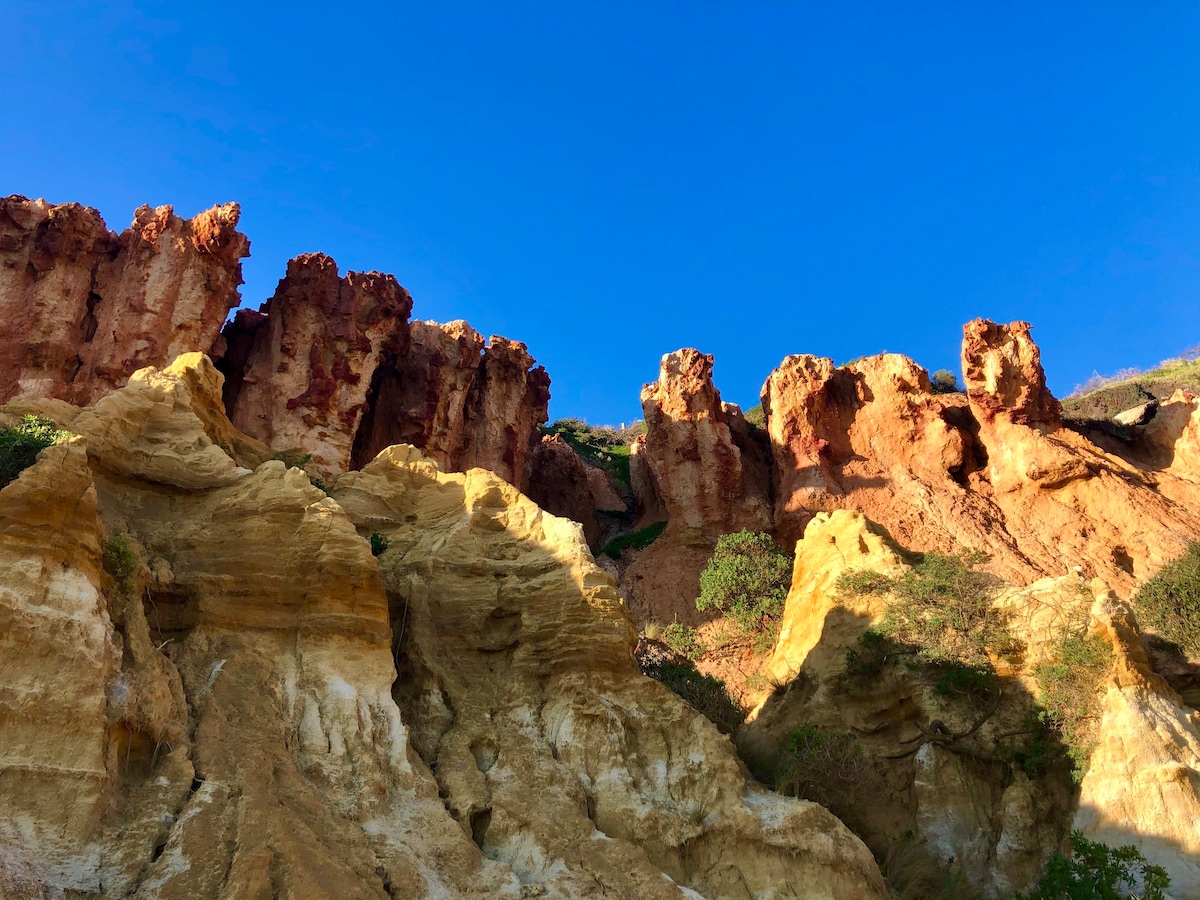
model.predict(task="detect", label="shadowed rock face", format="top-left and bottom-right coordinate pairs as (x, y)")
top-left (0, 354), bottom-right (888, 900)
top-left (0, 195), bottom-right (249, 405)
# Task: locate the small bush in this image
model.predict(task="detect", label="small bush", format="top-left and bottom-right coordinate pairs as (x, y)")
top-left (929, 660), bottom-right (1000, 702)
top-left (0, 415), bottom-right (71, 490)
top-left (102, 537), bottom-right (139, 599)
top-left (775, 724), bottom-right (870, 812)
top-left (662, 622), bottom-right (704, 661)
top-left (744, 404), bottom-right (766, 429)
top-left (696, 530), bottom-right (792, 636)
top-left (1033, 633), bottom-right (1113, 781)
top-left (1131, 544), bottom-right (1200, 657)
top-left (838, 550), bottom-right (1017, 670)
top-left (598, 520), bottom-right (666, 558)
top-left (843, 626), bottom-right (900, 684)
top-left (369, 531), bottom-right (389, 557)
top-left (643, 660), bottom-right (745, 734)
top-left (930, 369), bottom-right (961, 394)
top-left (1019, 831), bottom-right (1169, 900)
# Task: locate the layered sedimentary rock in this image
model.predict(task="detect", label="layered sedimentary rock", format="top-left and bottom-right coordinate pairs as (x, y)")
top-left (0, 196), bottom-right (248, 406)
top-left (741, 510), bottom-right (1200, 899)
top-left (0, 354), bottom-right (886, 899)
top-left (762, 322), bottom-right (1200, 594)
top-left (638, 348), bottom-right (772, 540)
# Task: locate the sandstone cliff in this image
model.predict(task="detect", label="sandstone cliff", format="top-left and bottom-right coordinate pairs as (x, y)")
top-left (0, 195), bottom-right (248, 406)
top-left (761, 321), bottom-right (1200, 595)
top-left (0, 354), bottom-right (887, 899)
top-left (739, 510), bottom-right (1200, 898)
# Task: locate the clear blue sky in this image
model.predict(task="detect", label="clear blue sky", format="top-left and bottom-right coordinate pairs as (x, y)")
top-left (5, 2), bottom-right (1200, 424)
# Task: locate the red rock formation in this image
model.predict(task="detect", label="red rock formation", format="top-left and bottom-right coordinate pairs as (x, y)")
top-left (762, 320), bottom-right (1200, 594)
top-left (0, 196), bottom-right (248, 405)
top-left (221, 263), bottom-right (550, 486)
top-left (528, 434), bottom-right (601, 545)
top-left (637, 349), bottom-right (772, 541)
top-left (221, 252), bottom-right (413, 474)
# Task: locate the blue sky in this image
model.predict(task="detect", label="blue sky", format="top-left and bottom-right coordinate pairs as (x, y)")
top-left (5, 2), bottom-right (1200, 424)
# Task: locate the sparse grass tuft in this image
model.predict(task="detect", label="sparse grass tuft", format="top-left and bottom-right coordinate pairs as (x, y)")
top-left (0, 415), bottom-right (71, 490)
top-left (102, 537), bottom-right (139, 599)
top-left (641, 659), bottom-right (745, 734)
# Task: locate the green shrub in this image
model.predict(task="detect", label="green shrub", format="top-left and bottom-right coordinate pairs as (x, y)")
top-left (662, 622), bottom-right (704, 661)
top-left (102, 537), bottom-right (139, 599)
top-left (1019, 831), bottom-right (1169, 900)
top-left (843, 626), bottom-right (899, 684)
top-left (369, 531), bottom-right (389, 557)
top-left (0, 415), bottom-right (71, 490)
top-left (744, 404), bottom-right (766, 429)
top-left (1131, 544), bottom-right (1200, 657)
top-left (642, 660), bottom-right (745, 734)
top-left (598, 520), bottom-right (666, 558)
top-left (838, 550), bottom-right (1017, 670)
top-left (1033, 633), bottom-right (1113, 781)
top-left (930, 369), bottom-right (961, 394)
top-left (696, 531), bottom-right (792, 636)
top-left (775, 724), bottom-right (870, 812)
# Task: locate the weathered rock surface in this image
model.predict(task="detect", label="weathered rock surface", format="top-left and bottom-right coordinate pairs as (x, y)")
top-left (220, 252), bottom-right (414, 475)
top-left (1075, 596), bottom-right (1200, 896)
top-left (639, 349), bottom-right (772, 541)
top-left (0, 195), bottom-right (248, 406)
top-left (0, 354), bottom-right (887, 899)
top-left (762, 322), bottom-right (1200, 595)
top-left (221, 267), bottom-right (552, 486)
top-left (740, 509), bottom-right (1200, 899)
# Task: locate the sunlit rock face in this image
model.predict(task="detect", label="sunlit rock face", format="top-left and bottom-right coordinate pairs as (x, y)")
top-left (759, 321), bottom-right (1200, 594)
top-left (0, 195), bottom-right (249, 406)
top-left (0, 354), bottom-right (888, 900)
top-left (637, 348), bottom-right (772, 542)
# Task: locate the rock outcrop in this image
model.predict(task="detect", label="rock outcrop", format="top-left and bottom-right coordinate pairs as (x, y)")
top-left (638, 349), bottom-right (772, 541)
top-left (221, 267), bottom-right (552, 486)
top-left (0, 354), bottom-right (887, 899)
top-left (0, 196), bottom-right (248, 406)
top-left (527, 434), bottom-right (602, 545)
top-left (761, 322), bottom-right (1200, 594)
top-left (740, 509), bottom-right (1200, 899)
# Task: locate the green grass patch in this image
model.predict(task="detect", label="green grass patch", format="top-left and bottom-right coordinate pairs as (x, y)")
top-left (0, 415), bottom-right (71, 490)
top-left (1131, 543), bottom-right (1200, 657)
top-left (597, 520), bottom-right (666, 558)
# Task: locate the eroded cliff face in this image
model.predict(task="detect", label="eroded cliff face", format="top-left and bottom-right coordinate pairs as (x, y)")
top-left (221, 266), bottom-right (552, 486)
top-left (739, 510), bottom-right (1200, 899)
top-left (0, 196), bottom-right (248, 406)
top-left (760, 321), bottom-right (1200, 595)
top-left (0, 355), bottom-right (887, 900)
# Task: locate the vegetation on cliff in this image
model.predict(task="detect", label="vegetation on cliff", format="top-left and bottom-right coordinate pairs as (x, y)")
top-left (696, 530), bottom-right (792, 638)
top-left (1132, 543), bottom-right (1200, 657)
top-left (0, 415), bottom-right (70, 490)
top-left (542, 417), bottom-right (640, 493)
